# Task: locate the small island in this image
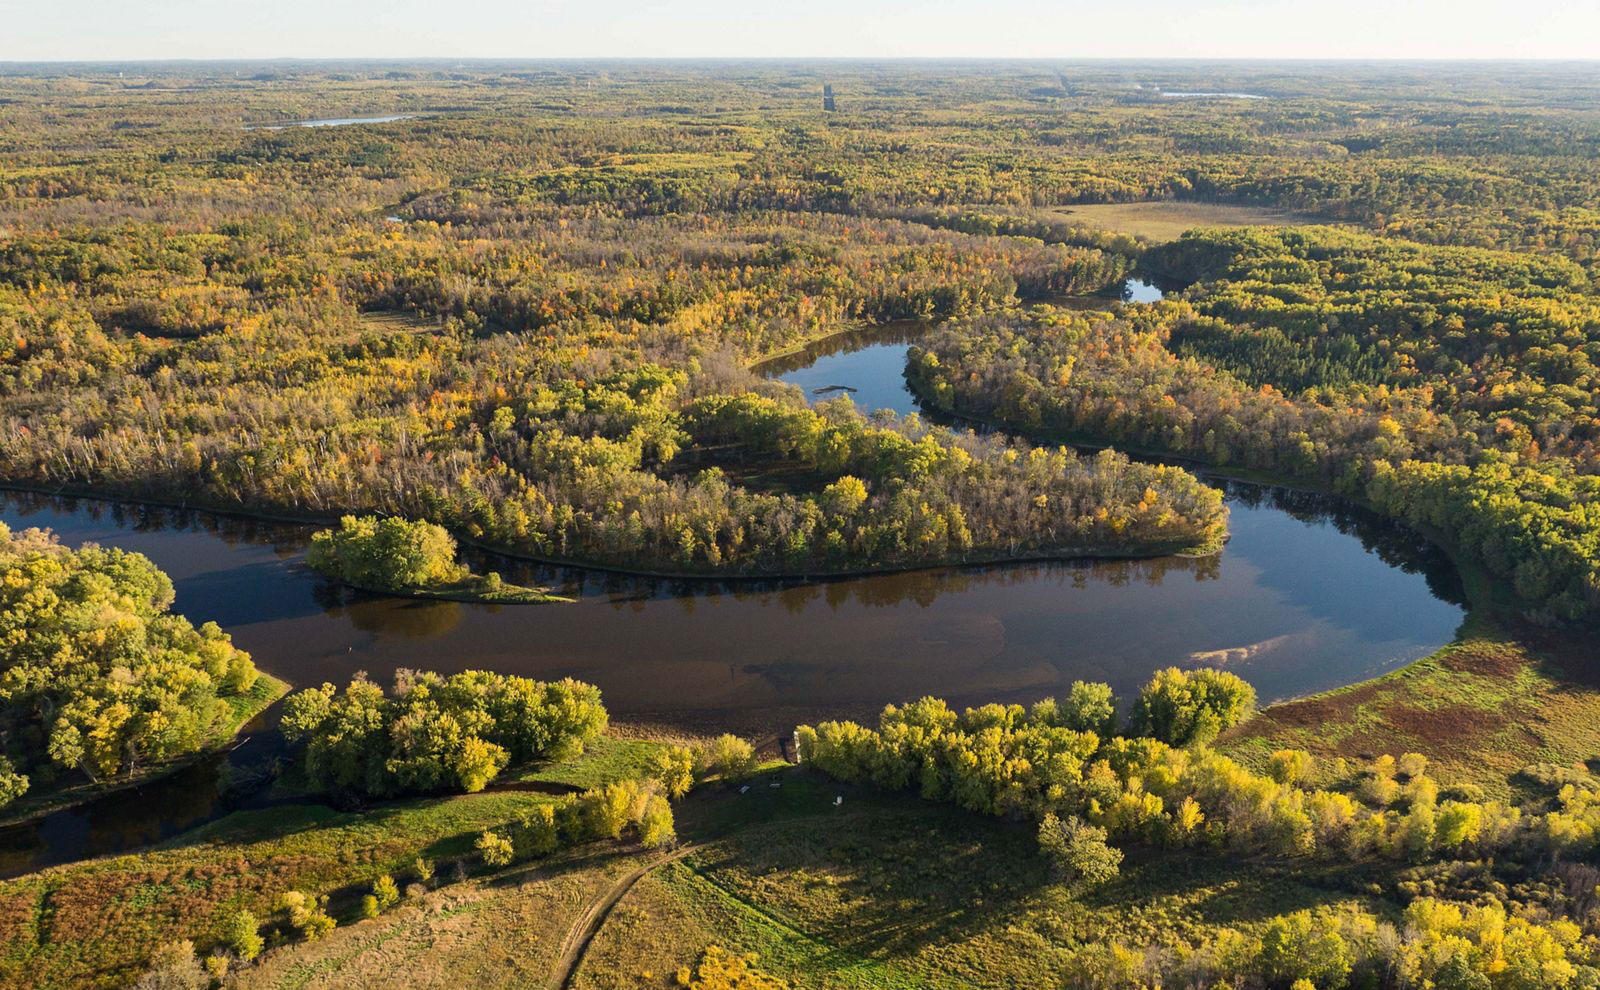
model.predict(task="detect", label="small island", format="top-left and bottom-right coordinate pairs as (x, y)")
top-left (307, 515), bottom-right (571, 603)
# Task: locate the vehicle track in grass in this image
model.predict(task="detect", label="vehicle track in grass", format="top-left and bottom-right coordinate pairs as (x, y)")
top-left (552, 842), bottom-right (699, 990)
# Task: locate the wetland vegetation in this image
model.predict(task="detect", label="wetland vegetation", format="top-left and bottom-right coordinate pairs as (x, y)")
top-left (0, 58), bottom-right (1597, 990)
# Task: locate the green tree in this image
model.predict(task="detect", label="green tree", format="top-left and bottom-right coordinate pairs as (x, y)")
top-left (280, 670), bottom-right (606, 799)
top-left (1128, 668), bottom-right (1256, 747)
top-left (639, 794), bottom-right (677, 848)
top-left (307, 515), bottom-right (466, 591)
top-left (1038, 813), bottom-right (1123, 888)
top-left (586, 781), bottom-right (638, 840)
top-left (1036, 681), bottom-right (1118, 736)
top-left (1258, 911), bottom-right (1351, 989)
top-left (0, 525), bottom-right (258, 792)
top-left (652, 744), bottom-right (696, 798)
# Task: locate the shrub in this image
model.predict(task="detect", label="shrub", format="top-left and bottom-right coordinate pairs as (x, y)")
top-left (0, 759), bottom-right (28, 810)
top-left (131, 940), bottom-right (207, 990)
top-left (372, 874), bottom-right (400, 911)
top-left (360, 895), bottom-right (380, 920)
top-left (1398, 752), bottom-right (1429, 779)
top-left (277, 891), bottom-right (335, 941)
top-left (222, 909), bottom-right (263, 962)
top-left (697, 734), bottom-right (758, 782)
top-left (674, 945), bottom-right (788, 989)
top-left (1270, 749), bottom-right (1315, 786)
top-left (476, 829), bottom-right (514, 868)
top-left (514, 804), bottom-right (561, 858)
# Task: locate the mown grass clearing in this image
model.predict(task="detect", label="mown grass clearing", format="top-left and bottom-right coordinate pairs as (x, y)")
top-left (579, 769), bottom-right (1389, 990)
top-left (1049, 201), bottom-right (1329, 241)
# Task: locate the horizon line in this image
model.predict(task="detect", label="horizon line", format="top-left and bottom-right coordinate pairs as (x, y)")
top-left (5, 55), bottom-right (1600, 65)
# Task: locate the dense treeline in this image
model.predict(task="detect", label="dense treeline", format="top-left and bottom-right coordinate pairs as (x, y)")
top-left (0, 203), bottom-right (1204, 574)
top-left (799, 679), bottom-right (1600, 865)
top-left (0, 524), bottom-right (259, 808)
top-left (280, 670), bottom-right (607, 799)
top-left (912, 227), bottom-right (1600, 619)
top-left (0, 321), bottom-right (1226, 572)
top-left (1065, 898), bottom-right (1600, 990)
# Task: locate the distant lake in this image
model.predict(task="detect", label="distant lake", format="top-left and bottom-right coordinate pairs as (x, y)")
top-left (1159, 91), bottom-right (1268, 100)
top-left (243, 114), bottom-right (416, 130)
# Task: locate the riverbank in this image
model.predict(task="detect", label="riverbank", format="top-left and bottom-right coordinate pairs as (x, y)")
top-left (320, 574), bottom-right (575, 605)
top-left (0, 673), bottom-right (290, 832)
top-left (900, 368), bottom-right (1600, 797)
top-left (1221, 615), bottom-right (1600, 800)
top-left (904, 386), bottom-right (1512, 623)
top-left (0, 478), bottom-right (1225, 585)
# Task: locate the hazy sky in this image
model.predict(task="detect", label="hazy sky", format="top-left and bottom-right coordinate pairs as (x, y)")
top-left (5, 0), bottom-right (1599, 61)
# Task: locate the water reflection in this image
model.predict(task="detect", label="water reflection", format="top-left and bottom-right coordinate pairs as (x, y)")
top-left (0, 484), bottom-right (1461, 727)
top-left (760, 280), bottom-right (1178, 418)
top-left (0, 314), bottom-right (1466, 872)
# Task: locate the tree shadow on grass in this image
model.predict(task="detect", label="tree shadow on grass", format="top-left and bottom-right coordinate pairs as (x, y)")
top-left (684, 800), bottom-right (1055, 960)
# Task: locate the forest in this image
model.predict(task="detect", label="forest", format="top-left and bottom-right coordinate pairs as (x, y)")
top-left (1, 59), bottom-right (1599, 990)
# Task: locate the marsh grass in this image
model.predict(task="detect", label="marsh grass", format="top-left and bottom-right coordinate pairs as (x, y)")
top-left (1223, 616), bottom-right (1600, 800)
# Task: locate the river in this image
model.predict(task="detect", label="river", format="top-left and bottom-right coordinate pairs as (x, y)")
top-left (0, 276), bottom-right (1467, 873)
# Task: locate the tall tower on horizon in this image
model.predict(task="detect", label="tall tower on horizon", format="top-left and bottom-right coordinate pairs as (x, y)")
top-left (823, 83), bottom-right (836, 112)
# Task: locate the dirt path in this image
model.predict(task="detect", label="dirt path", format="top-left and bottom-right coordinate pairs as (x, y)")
top-left (551, 843), bottom-right (699, 990)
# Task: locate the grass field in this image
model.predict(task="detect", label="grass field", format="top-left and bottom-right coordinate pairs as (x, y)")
top-left (233, 767), bottom-right (1395, 990)
top-left (0, 736), bottom-right (677, 990)
top-left (1050, 201), bottom-right (1328, 242)
top-left (231, 847), bottom-right (665, 990)
top-left (1223, 617), bottom-right (1600, 801)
